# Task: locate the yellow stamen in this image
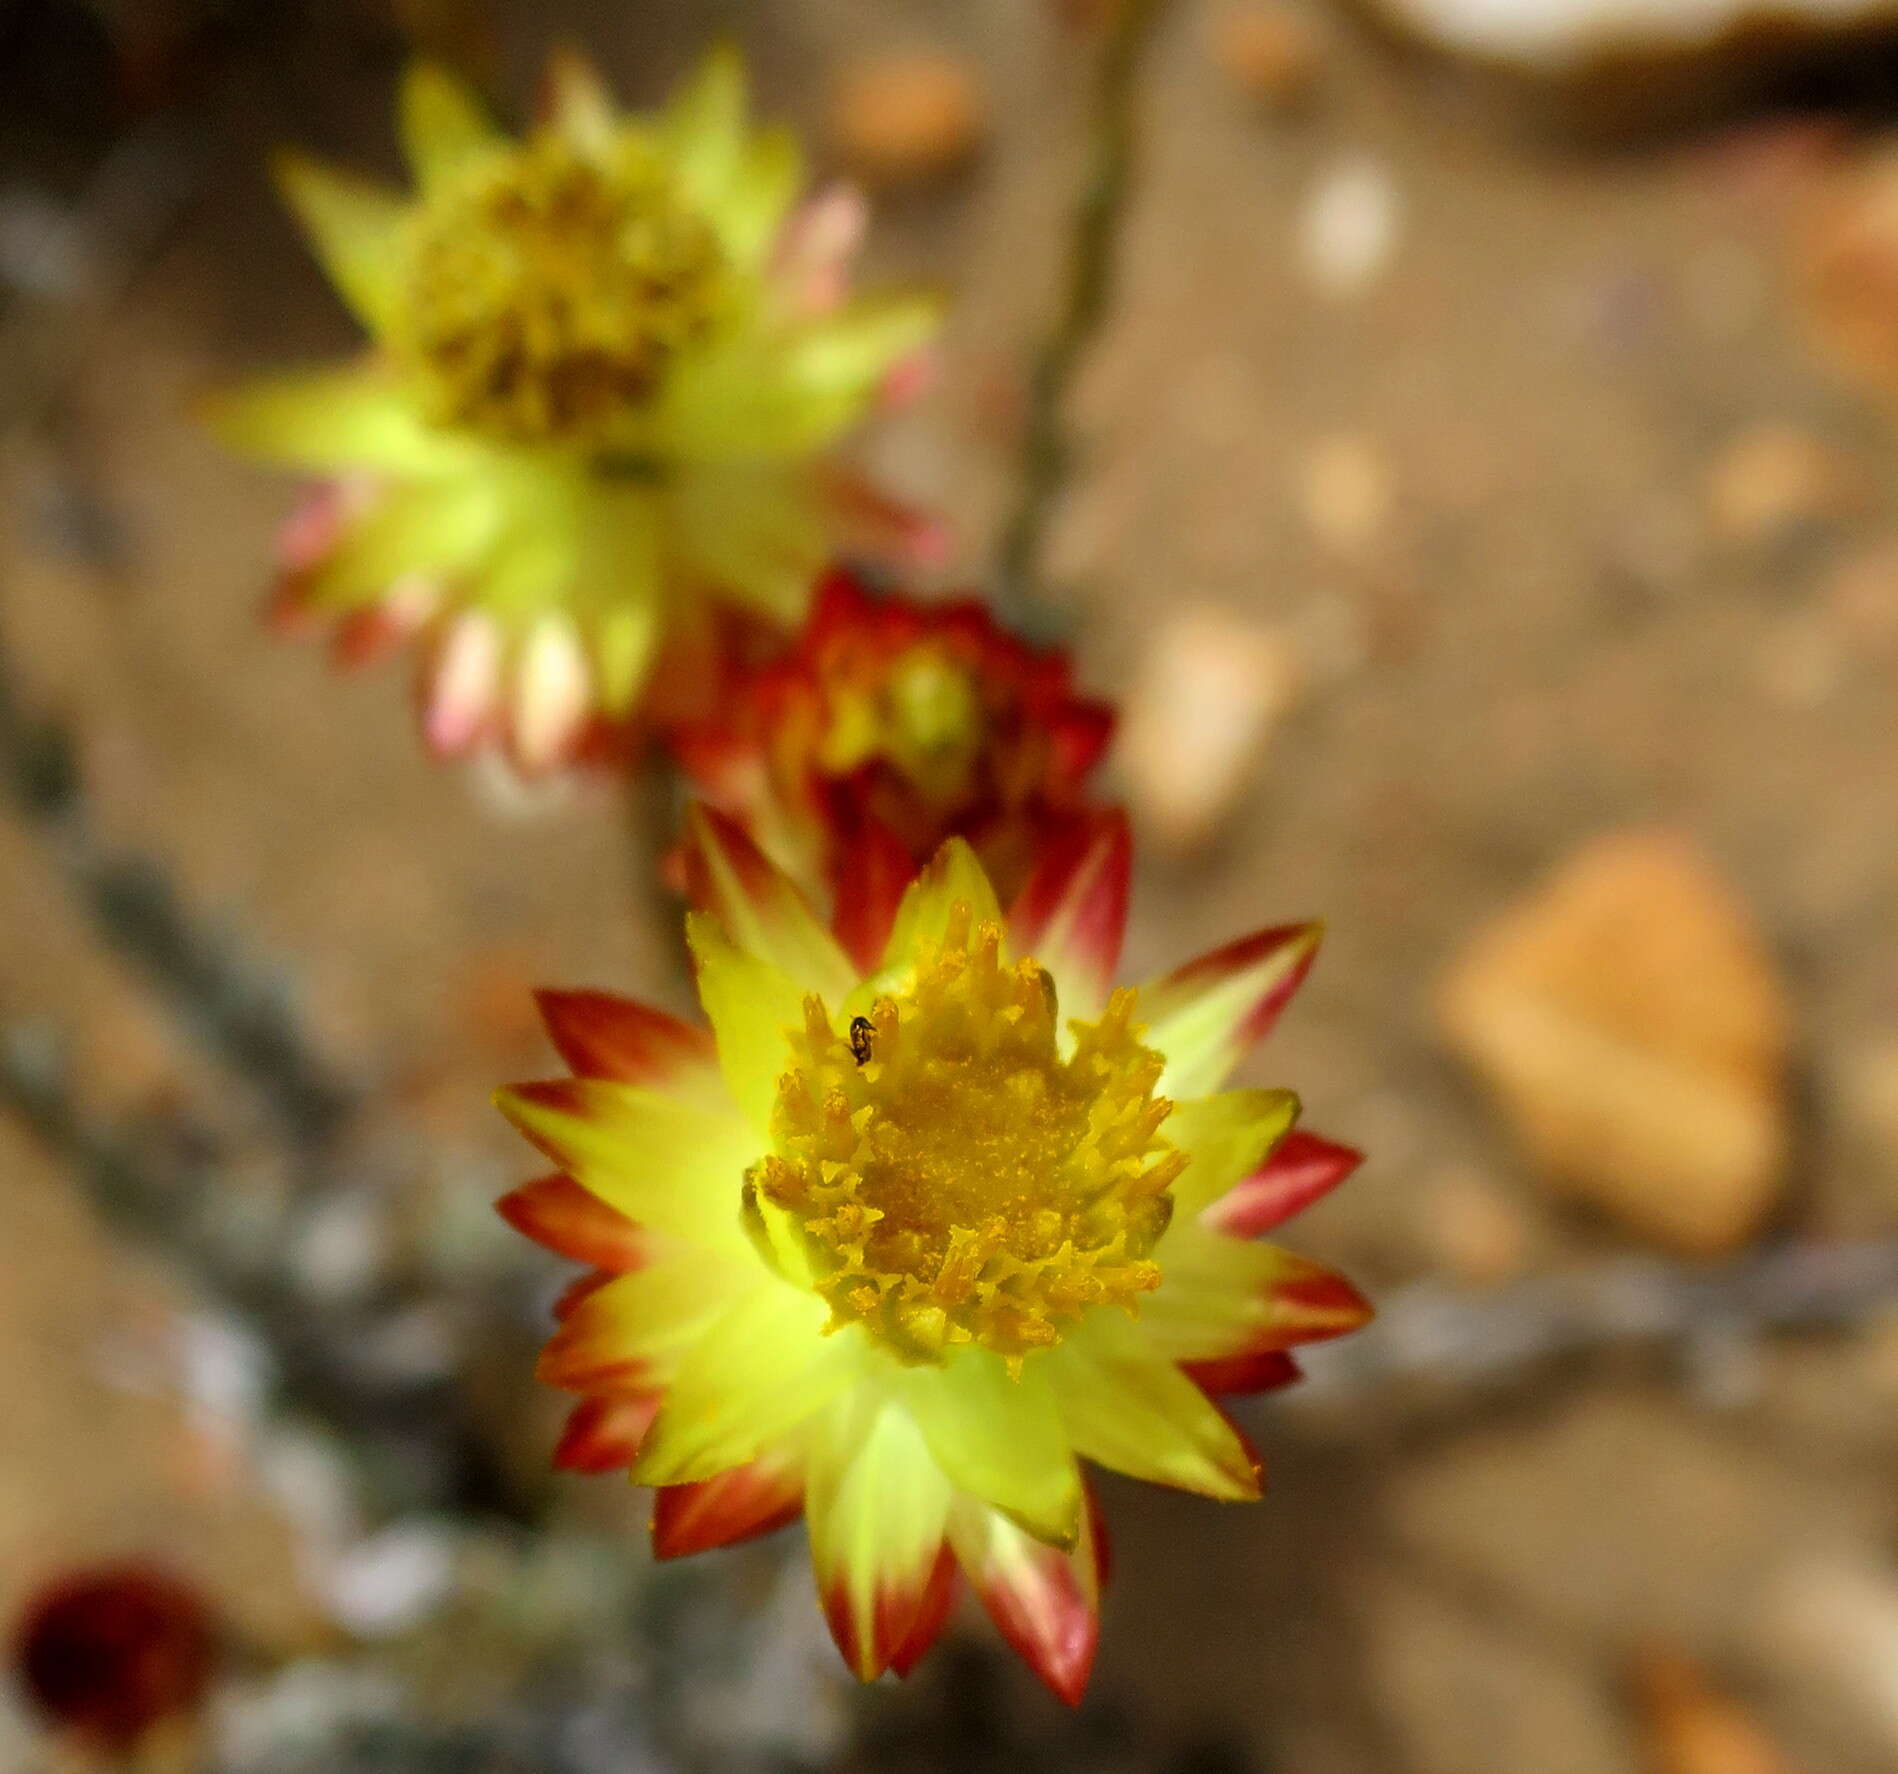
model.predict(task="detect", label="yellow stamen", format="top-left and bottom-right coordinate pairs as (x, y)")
top-left (393, 129), bottom-right (730, 447)
top-left (819, 646), bottom-right (988, 811)
top-left (749, 907), bottom-right (1182, 1364)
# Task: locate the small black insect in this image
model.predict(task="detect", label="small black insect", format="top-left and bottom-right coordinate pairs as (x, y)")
top-left (849, 1016), bottom-right (875, 1066)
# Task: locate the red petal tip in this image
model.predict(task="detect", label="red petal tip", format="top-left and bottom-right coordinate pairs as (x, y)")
top-left (1205, 1129), bottom-right (1364, 1239)
top-left (830, 815), bottom-right (919, 973)
top-left (533, 988), bottom-right (714, 1086)
top-left (888, 1546), bottom-right (959, 1679)
top-left (553, 1394), bottom-right (660, 1474)
top-left (649, 1460), bottom-right (805, 1561)
top-left (495, 1174), bottom-right (649, 1272)
top-left (1183, 1350), bottom-right (1304, 1396)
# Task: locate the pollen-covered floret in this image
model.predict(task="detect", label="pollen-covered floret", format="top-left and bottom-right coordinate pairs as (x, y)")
top-left (395, 131), bottom-right (732, 446)
top-left (749, 907), bottom-right (1180, 1363)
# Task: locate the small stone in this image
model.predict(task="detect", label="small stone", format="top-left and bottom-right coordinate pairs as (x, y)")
top-left (321, 1522), bottom-right (459, 1639)
top-left (1704, 422), bottom-right (1854, 546)
top-left (1355, 1567), bottom-right (1636, 1774)
top-left (78, 996), bottom-right (184, 1114)
top-left (1298, 155), bottom-right (1401, 299)
top-left (1823, 537), bottom-right (1898, 650)
top-left (1754, 611), bottom-right (1844, 710)
top-left (1383, 1393), bottom-right (1884, 1652)
top-left (1302, 431), bottom-right (1395, 555)
top-left (1751, 1554), bottom-right (1898, 1760)
top-left (1853, 1308), bottom-right (1898, 1398)
top-left (1797, 142), bottom-right (1898, 404)
top-left (1115, 608), bottom-right (1299, 855)
top-left (1830, 1034), bottom-right (1898, 1159)
top-left (1632, 1647), bottom-right (1798, 1774)
top-left (1437, 830), bottom-right (1790, 1255)
top-left (1213, 6), bottom-right (1323, 109)
top-left (827, 52), bottom-right (986, 190)
top-left (1365, 0), bottom-right (1898, 78)
top-left (1417, 1164), bottom-right (1536, 1286)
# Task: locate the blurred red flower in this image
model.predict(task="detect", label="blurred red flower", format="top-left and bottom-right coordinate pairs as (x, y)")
top-left (14, 1565), bottom-right (214, 1748)
top-left (667, 568), bottom-right (1115, 958)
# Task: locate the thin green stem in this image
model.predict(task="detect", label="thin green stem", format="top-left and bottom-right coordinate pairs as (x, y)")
top-left (995, 0), bottom-right (1173, 618)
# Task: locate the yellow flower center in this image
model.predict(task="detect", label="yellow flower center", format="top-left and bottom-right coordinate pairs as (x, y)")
top-left (747, 909), bottom-right (1182, 1365)
top-left (819, 648), bottom-right (987, 810)
top-left (395, 131), bottom-right (731, 447)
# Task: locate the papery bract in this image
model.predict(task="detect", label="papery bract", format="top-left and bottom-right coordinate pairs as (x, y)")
top-left (496, 811), bottom-right (1369, 1700)
top-left (669, 568), bottom-right (1115, 932)
top-left (206, 52), bottom-right (938, 774)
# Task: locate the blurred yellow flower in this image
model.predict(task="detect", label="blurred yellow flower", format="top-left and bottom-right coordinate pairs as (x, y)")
top-left (497, 812), bottom-right (1370, 1699)
top-left (206, 50), bottom-right (937, 772)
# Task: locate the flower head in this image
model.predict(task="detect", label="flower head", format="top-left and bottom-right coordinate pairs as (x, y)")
top-left (497, 811), bottom-right (1369, 1700)
top-left (670, 570), bottom-right (1115, 934)
top-left (206, 51), bottom-right (938, 772)
top-left (14, 1566), bottom-right (214, 1748)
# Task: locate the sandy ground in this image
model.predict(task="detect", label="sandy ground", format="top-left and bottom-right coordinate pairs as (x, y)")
top-left (4, 0), bottom-right (1898, 1768)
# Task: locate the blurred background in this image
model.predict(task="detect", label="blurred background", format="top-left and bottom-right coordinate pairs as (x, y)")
top-left (4, 0), bottom-right (1898, 1769)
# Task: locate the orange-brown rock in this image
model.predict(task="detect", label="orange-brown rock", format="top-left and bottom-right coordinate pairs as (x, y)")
top-left (1115, 607), bottom-right (1298, 855)
top-left (1437, 831), bottom-right (1790, 1254)
top-left (827, 51), bottom-right (986, 189)
top-left (1213, 7), bottom-right (1324, 109)
top-left (1797, 143), bottom-right (1898, 404)
top-left (1632, 1647), bottom-right (1800, 1774)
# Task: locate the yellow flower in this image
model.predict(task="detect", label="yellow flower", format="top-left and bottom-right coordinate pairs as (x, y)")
top-left (496, 811), bottom-right (1370, 1700)
top-left (205, 50), bottom-right (937, 772)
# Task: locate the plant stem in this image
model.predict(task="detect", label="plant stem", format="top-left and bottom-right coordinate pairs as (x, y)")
top-left (0, 624), bottom-right (355, 1150)
top-left (995, 0), bottom-right (1173, 617)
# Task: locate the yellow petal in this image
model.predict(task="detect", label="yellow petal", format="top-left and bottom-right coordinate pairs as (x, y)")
top-left (806, 1394), bottom-right (954, 1680)
top-left (663, 462), bottom-right (825, 620)
top-left (469, 512), bottom-right (581, 617)
top-left (271, 150), bottom-right (410, 333)
top-left (300, 477), bottom-right (498, 609)
top-left (683, 806), bottom-right (857, 1003)
top-left (565, 484), bottom-right (662, 714)
top-left (1140, 1221), bottom-right (1372, 1363)
top-left (1049, 1310), bottom-right (1261, 1501)
top-left (570, 478), bottom-right (658, 602)
top-left (780, 293), bottom-right (939, 411)
top-left (511, 614), bottom-right (592, 772)
top-left (903, 1352), bottom-right (1080, 1549)
top-left (948, 1493), bottom-right (1101, 1705)
top-left (686, 911), bottom-right (812, 1134)
top-left (591, 603), bottom-right (659, 719)
top-left (716, 126), bottom-right (804, 265)
top-left (545, 47), bottom-right (617, 154)
top-left (536, 1246), bottom-right (748, 1392)
top-left (1164, 1088), bottom-right (1300, 1219)
top-left (654, 293), bottom-right (937, 462)
top-left (661, 41), bottom-right (748, 212)
top-left (493, 1078), bottom-right (756, 1256)
top-left (400, 61), bottom-right (501, 191)
top-left (631, 1281), bottom-right (852, 1485)
top-left (875, 839), bottom-right (1002, 978)
top-left (200, 363), bottom-right (464, 476)
top-left (1142, 923), bottom-right (1323, 1100)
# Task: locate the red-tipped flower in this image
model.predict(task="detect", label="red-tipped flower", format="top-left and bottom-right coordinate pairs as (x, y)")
top-left (668, 569), bottom-right (1116, 933)
top-left (496, 813), bottom-right (1370, 1701)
